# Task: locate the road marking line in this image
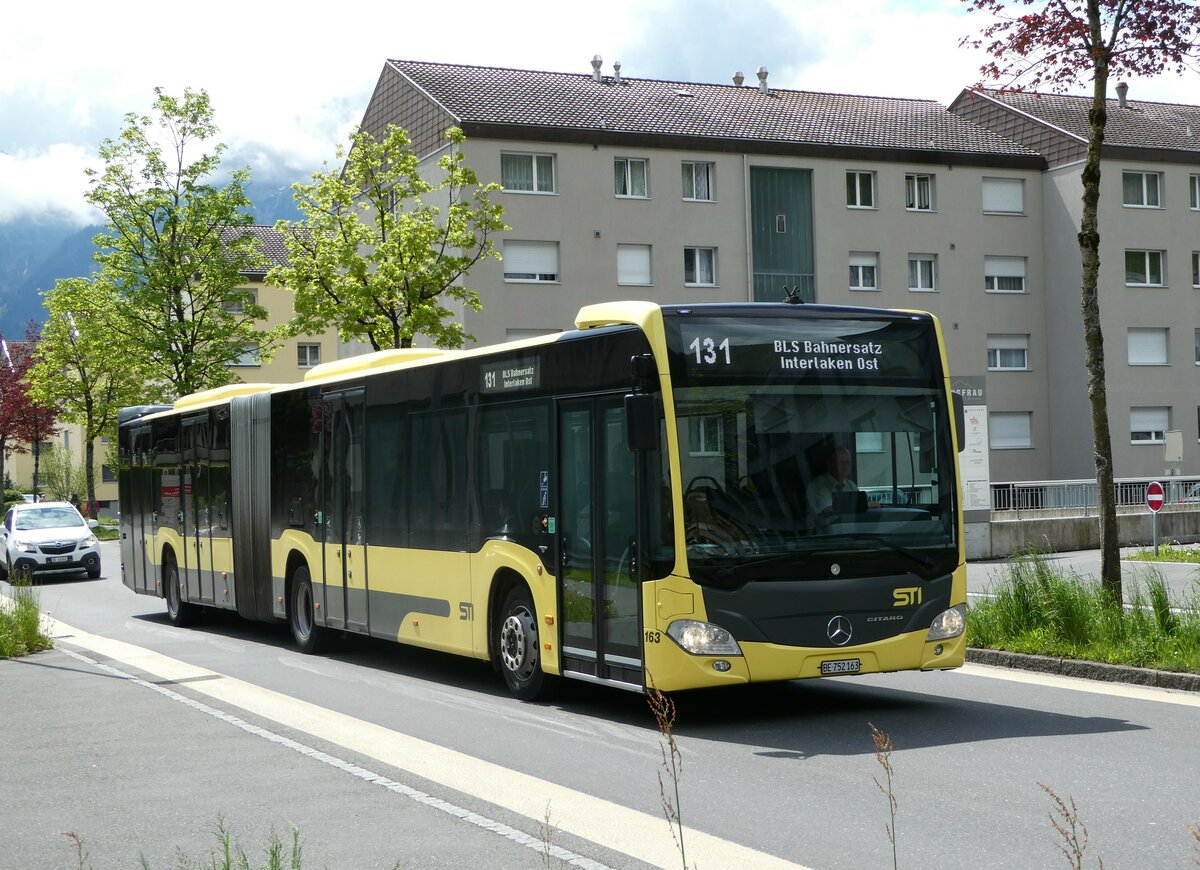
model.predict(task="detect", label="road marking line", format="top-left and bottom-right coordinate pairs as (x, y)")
top-left (45, 615), bottom-right (808, 870)
top-left (960, 663), bottom-right (1200, 707)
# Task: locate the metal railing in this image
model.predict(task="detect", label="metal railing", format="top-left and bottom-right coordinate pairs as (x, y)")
top-left (990, 477), bottom-right (1200, 516)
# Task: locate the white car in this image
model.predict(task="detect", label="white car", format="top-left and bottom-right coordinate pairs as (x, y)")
top-left (0, 501), bottom-right (101, 580)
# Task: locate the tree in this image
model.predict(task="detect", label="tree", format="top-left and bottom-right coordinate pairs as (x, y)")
top-left (28, 276), bottom-right (148, 513)
top-left (0, 329), bottom-right (60, 498)
top-left (961, 0), bottom-right (1200, 601)
top-left (270, 125), bottom-right (507, 351)
top-left (83, 87), bottom-right (282, 399)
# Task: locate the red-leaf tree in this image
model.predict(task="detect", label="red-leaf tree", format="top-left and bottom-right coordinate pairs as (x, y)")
top-left (961, 0), bottom-right (1200, 602)
top-left (0, 325), bottom-right (60, 498)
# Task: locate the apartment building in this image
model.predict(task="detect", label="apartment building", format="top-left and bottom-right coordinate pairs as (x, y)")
top-left (359, 59), bottom-right (1050, 483)
top-left (951, 87), bottom-right (1200, 480)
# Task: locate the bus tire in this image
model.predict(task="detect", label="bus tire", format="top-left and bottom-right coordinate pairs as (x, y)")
top-left (164, 558), bottom-right (197, 627)
top-left (497, 585), bottom-right (554, 701)
top-left (289, 565), bottom-right (328, 654)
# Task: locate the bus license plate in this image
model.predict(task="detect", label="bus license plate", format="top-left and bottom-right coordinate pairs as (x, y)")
top-left (821, 658), bottom-right (861, 675)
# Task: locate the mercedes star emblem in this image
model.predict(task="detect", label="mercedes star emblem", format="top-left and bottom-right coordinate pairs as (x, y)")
top-left (827, 615), bottom-right (853, 646)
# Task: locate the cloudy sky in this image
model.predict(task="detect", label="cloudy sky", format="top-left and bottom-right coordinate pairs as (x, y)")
top-left (4, 0), bottom-right (1199, 228)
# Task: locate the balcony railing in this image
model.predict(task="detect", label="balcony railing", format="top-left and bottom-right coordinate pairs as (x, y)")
top-left (990, 478), bottom-right (1200, 517)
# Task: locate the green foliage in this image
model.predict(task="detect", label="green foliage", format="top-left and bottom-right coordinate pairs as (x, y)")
top-left (83, 88), bottom-right (284, 400)
top-left (35, 445), bottom-right (88, 503)
top-left (969, 553), bottom-right (1200, 673)
top-left (270, 125), bottom-right (507, 351)
top-left (0, 582), bottom-right (52, 658)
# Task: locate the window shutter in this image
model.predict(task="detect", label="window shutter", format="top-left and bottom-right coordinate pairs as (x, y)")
top-left (1127, 328), bottom-right (1168, 365)
top-left (504, 241), bottom-right (559, 278)
top-left (983, 178), bottom-right (1024, 213)
top-left (617, 245), bottom-right (651, 285)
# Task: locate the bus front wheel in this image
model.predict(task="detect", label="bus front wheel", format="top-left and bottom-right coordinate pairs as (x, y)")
top-left (497, 586), bottom-right (553, 701)
top-left (290, 566), bottom-right (328, 654)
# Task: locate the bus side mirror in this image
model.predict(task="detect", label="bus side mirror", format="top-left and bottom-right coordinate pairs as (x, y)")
top-left (625, 393), bottom-right (657, 452)
top-left (952, 393), bottom-right (965, 453)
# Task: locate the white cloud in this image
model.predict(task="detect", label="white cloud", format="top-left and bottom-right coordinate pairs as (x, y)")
top-left (3, 0), bottom-right (1199, 227)
top-left (0, 145), bottom-right (99, 224)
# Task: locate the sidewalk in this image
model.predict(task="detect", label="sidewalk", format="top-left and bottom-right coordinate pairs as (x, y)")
top-left (0, 645), bottom-right (579, 870)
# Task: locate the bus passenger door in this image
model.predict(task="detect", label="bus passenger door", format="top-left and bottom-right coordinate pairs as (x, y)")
top-left (181, 415), bottom-right (213, 604)
top-left (558, 397), bottom-right (643, 686)
top-left (320, 390), bottom-right (367, 632)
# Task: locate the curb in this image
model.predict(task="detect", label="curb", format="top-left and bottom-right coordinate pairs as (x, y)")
top-left (967, 647), bottom-right (1200, 693)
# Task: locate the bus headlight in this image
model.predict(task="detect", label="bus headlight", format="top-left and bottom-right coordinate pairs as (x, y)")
top-left (927, 604), bottom-right (967, 641)
top-left (667, 620), bottom-right (743, 656)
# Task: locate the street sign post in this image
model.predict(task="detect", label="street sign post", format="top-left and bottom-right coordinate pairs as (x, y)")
top-left (1147, 480), bottom-right (1164, 555)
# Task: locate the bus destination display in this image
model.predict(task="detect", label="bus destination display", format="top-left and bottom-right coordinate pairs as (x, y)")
top-left (675, 318), bottom-right (928, 381)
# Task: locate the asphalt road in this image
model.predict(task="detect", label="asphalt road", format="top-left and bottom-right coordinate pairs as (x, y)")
top-left (3, 541), bottom-right (1199, 869)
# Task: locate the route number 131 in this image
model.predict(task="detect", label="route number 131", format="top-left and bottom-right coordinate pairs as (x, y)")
top-left (689, 336), bottom-right (731, 365)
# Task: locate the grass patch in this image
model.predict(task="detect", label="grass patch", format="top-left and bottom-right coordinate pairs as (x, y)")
top-left (1125, 543), bottom-right (1200, 564)
top-left (969, 553), bottom-right (1200, 674)
top-left (0, 577), bottom-right (53, 658)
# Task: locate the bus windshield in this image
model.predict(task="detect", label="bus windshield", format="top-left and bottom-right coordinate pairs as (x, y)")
top-left (664, 309), bottom-right (959, 585)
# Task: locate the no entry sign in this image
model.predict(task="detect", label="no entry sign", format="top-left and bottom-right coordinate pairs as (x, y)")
top-left (1146, 480), bottom-right (1165, 513)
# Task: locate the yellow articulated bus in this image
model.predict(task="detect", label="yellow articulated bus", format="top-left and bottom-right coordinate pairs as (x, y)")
top-left (119, 301), bottom-right (967, 699)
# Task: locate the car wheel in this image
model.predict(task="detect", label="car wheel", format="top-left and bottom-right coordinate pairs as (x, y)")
top-left (164, 559), bottom-right (197, 627)
top-left (86, 561), bottom-right (101, 580)
top-left (496, 585), bottom-right (555, 701)
top-left (289, 565), bottom-right (328, 654)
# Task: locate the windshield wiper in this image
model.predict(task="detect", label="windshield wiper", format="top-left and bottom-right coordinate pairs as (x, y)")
top-left (816, 533), bottom-right (938, 573)
top-left (712, 552), bottom-right (798, 582)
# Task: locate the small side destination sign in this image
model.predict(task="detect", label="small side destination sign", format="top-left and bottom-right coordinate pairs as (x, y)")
top-left (481, 359), bottom-right (540, 394)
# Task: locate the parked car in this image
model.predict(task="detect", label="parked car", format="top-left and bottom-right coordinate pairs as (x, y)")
top-left (0, 501), bottom-right (101, 580)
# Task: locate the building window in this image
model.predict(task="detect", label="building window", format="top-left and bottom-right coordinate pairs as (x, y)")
top-left (223, 288), bottom-right (257, 314)
top-left (684, 247), bottom-right (717, 286)
top-left (1128, 327), bottom-right (1168, 366)
top-left (987, 334), bottom-right (1030, 371)
top-left (849, 252), bottom-right (879, 290)
top-left (1191, 174), bottom-right (1200, 210)
top-left (503, 240), bottom-right (560, 282)
top-left (101, 464), bottom-right (117, 483)
top-left (617, 244), bottom-right (652, 285)
top-left (230, 345), bottom-right (261, 367)
top-left (989, 412), bottom-right (1032, 449)
top-left (846, 171), bottom-right (875, 208)
top-left (1131, 407), bottom-right (1168, 444)
top-left (687, 415), bottom-right (723, 456)
top-left (905, 173), bottom-right (934, 211)
top-left (297, 343), bottom-right (321, 368)
top-left (1193, 252), bottom-right (1199, 288)
top-left (1122, 171), bottom-right (1162, 207)
top-left (501, 152), bottom-right (556, 193)
top-left (984, 256), bottom-right (1027, 293)
top-left (1194, 329), bottom-right (1200, 365)
top-left (982, 177), bottom-right (1025, 214)
top-left (614, 158), bottom-right (648, 198)
top-left (682, 161), bottom-right (715, 201)
top-left (1125, 250), bottom-right (1165, 287)
top-left (907, 254), bottom-right (937, 291)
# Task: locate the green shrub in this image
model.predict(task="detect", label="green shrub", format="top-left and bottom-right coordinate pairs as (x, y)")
top-left (0, 580), bottom-right (52, 658)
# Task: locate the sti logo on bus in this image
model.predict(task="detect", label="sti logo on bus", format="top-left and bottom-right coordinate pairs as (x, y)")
top-left (893, 587), bottom-right (922, 607)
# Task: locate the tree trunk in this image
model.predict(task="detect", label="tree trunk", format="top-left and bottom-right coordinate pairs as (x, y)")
top-left (1081, 7), bottom-right (1122, 603)
top-left (85, 438), bottom-right (96, 518)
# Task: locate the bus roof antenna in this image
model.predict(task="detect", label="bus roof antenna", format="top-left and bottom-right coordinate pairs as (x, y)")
top-left (782, 285), bottom-right (805, 304)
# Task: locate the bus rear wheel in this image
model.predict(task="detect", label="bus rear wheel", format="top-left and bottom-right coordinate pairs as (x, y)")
top-left (164, 559), bottom-right (196, 627)
top-left (497, 586), bottom-right (553, 701)
top-left (290, 566), bottom-right (328, 654)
